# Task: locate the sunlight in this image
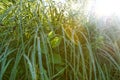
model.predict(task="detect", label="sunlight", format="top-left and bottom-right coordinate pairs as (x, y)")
top-left (53, 0), bottom-right (120, 18)
top-left (94, 0), bottom-right (120, 17)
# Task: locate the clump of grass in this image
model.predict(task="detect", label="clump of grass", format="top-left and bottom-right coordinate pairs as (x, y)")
top-left (0, 0), bottom-right (120, 80)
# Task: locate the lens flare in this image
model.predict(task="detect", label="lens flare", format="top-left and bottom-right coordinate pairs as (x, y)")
top-left (94, 0), bottom-right (120, 17)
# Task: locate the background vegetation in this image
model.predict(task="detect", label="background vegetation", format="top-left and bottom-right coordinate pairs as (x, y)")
top-left (0, 0), bottom-right (120, 80)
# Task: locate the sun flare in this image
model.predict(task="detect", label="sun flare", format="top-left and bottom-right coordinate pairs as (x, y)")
top-left (94, 0), bottom-right (120, 17)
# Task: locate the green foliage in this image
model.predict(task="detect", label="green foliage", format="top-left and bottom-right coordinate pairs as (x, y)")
top-left (49, 53), bottom-right (63, 65)
top-left (50, 37), bottom-right (62, 48)
top-left (0, 0), bottom-right (120, 80)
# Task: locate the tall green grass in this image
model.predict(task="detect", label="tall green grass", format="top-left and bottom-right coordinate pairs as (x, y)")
top-left (0, 0), bottom-right (120, 80)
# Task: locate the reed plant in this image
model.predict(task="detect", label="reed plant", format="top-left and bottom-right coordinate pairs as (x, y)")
top-left (0, 0), bottom-right (120, 80)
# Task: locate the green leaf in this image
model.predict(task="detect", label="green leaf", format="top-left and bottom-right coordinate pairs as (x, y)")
top-left (48, 31), bottom-right (55, 39)
top-left (50, 53), bottom-right (63, 65)
top-left (50, 37), bottom-right (61, 48)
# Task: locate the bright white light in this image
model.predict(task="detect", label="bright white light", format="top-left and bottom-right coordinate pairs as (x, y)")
top-left (71, 2), bottom-right (81, 11)
top-left (53, 0), bottom-right (120, 18)
top-left (94, 0), bottom-right (120, 17)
